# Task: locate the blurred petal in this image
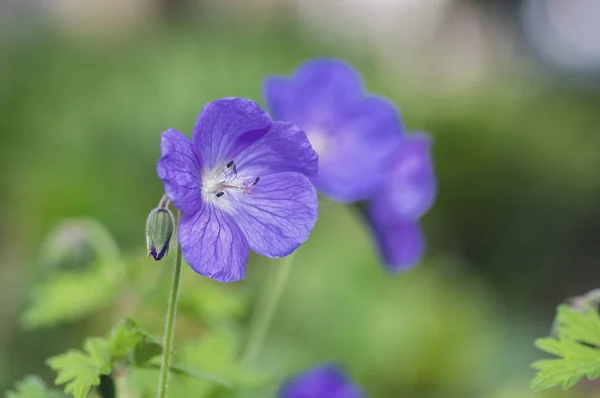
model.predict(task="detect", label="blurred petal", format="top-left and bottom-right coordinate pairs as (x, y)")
top-left (334, 385), bottom-right (365, 398)
top-left (179, 205), bottom-right (248, 283)
top-left (313, 96), bottom-right (403, 202)
top-left (369, 216), bottom-right (425, 272)
top-left (262, 76), bottom-right (293, 123)
top-left (192, 98), bottom-right (271, 169)
top-left (263, 59), bottom-right (402, 202)
top-left (235, 121), bottom-right (318, 178)
top-left (279, 364), bottom-right (364, 398)
top-left (371, 133), bottom-right (436, 221)
top-left (264, 58), bottom-right (363, 125)
top-left (157, 129), bottom-right (202, 214)
top-left (232, 172), bottom-right (318, 258)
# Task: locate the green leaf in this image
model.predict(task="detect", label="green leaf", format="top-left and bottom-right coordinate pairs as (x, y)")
top-left (46, 319), bottom-right (163, 397)
top-left (530, 304), bottom-right (600, 392)
top-left (22, 267), bottom-right (120, 329)
top-left (107, 318), bottom-right (162, 365)
top-left (556, 304), bottom-right (600, 346)
top-left (5, 376), bottom-right (65, 398)
top-left (129, 322), bottom-right (162, 366)
top-left (108, 319), bottom-right (144, 359)
top-left (47, 338), bottom-right (111, 398)
top-left (133, 336), bottom-right (163, 366)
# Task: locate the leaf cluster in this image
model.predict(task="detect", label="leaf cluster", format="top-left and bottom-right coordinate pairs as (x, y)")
top-left (531, 304), bottom-right (600, 391)
top-left (45, 319), bottom-right (235, 398)
top-left (47, 319), bottom-right (161, 398)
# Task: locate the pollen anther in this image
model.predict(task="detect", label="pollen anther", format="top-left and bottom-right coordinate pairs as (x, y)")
top-left (203, 161), bottom-right (260, 201)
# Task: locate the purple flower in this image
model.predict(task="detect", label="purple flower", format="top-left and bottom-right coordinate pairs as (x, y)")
top-left (157, 98), bottom-right (319, 282)
top-left (263, 58), bottom-right (402, 203)
top-left (279, 364), bottom-right (364, 398)
top-left (368, 133), bottom-right (436, 271)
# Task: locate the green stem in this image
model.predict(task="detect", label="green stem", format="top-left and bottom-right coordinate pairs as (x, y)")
top-left (157, 211), bottom-right (183, 398)
top-left (242, 253), bottom-right (296, 364)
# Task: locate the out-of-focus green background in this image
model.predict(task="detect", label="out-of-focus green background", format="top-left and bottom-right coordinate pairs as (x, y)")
top-left (2, 0), bottom-right (600, 397)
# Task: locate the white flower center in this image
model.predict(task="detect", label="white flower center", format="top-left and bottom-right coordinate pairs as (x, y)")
top-left (201, 160), bottom-right (259, 208)
top-left (306, 130), bottom-right (328, 155)
top-left (203, 177), bottom-right (222, 196)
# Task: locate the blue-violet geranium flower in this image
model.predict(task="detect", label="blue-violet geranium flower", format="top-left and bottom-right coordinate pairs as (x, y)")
top-left (263, 58), bottom-right (402, 203)
top-left (368, 133), bottom-right (436, 271)
top-left (157, 98), bottom-right (319, 282)
top-left (279, 364), bottom-right (364, 398)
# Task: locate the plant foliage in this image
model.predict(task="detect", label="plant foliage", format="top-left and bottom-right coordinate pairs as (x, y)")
top-left (531, 304), bottom-right (600, 391)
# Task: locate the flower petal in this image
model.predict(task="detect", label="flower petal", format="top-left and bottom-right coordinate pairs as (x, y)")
top-left (371, 133), bottom-right (436, 222)
top-left (262, 76), bottom-right (292, 123)
top-left (369, 216), bottom-right (425, 272)
top-left (232, 172), bottom-right (318, 258)
top-left (179, 205), bottom-right (249, 283)
top-left (314, 96), bottom-right (403, 202)
top-left (235, 121), bottom-right (318, 178)
top-left (334, 385), bottom-right (365, 398)
top-left (264, 58), bottom-right (364, 126)
top-left (279, 364), bottom-right (364, 398)
top-left (192, 98), bottom-right (272, 169)
top-left (157, 129), bottom-right (202, 214)
top-left (263, 59), bottom-right (402, 202)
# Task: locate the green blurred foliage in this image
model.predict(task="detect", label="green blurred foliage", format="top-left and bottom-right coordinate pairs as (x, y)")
top-left (4, 376), bottom-right (65, 398)
top-left (2, 15), bottom-right (600, 398)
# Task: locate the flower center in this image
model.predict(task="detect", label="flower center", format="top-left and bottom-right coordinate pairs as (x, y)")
top-left (306, 130), bottom-right (328, 155)
top-left (201, 160), bottom-right (259, 204)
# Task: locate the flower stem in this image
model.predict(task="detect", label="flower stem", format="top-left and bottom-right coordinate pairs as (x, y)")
top-left (242, 253), bottom-right (296, 364)
top-left (157, 211), bottom-right (183, 398)
top-left (159, 195), bottom-right (170, 209)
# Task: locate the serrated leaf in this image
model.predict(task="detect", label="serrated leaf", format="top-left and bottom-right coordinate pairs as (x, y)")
top-left (133, 336), bottom-right (162, 366)
top-left (108, 319), bottom-right (144, 359)
top-left (47, 338), bottom-right (111, 398)
top-left (107, 318), bottom-right (162, 365)
top-left (530, 305), bottom-right (600, 392)
top-left (126, 318), bottom-right (163, 366)
top-left (5, 375), bottom-right (65, 398)
top-left (534, 337), bottom-right (566, 356)
top-left (556, 304), bottom-right (600, 346)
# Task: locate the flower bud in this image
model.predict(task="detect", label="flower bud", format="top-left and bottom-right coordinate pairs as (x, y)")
top-left (146, 207), bottom-right (174, 261)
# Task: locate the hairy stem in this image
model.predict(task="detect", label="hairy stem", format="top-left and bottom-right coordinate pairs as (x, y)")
top-left (157, 211), bottom-right (183, 398)
top-left (242, 253), bottom-right (296, 364)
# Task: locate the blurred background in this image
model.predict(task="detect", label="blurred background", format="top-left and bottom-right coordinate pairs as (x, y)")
top-left (2, 0), bottom-right (600, 397)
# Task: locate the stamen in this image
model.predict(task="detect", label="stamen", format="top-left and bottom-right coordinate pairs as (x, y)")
top-left (205, 161), bottom-right (260, 201)
top-left (216, 168), bottom-right (227, 181)
top-left (242, 182), bottom-right (251, 196)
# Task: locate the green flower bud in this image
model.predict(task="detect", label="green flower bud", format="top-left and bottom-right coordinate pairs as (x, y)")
top-left (146, 207), bottom-right (174, 261)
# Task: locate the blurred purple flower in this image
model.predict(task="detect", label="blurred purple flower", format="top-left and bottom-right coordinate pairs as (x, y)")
top-left (157, 98), bottom-right (318, 282)
top-left (279, 364), bottom-right (364, 398)
top-left (368, 133), bottom-right (436, 271)
top-left (263, 58), bottom-right (402, 203)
